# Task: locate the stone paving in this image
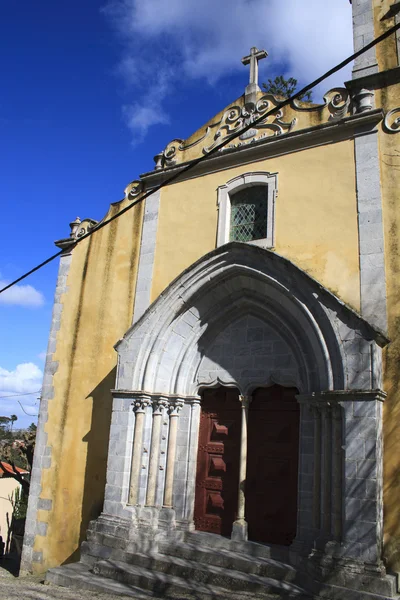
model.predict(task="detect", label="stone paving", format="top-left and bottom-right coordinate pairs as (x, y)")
top-left (0, 561), bottom-right (132, 600)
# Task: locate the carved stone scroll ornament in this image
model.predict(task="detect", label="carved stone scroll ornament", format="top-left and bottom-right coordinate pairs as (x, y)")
top-left (384, 107), bottom-right (400, 133)
top-left (292, 87), bottom-right (351, 120)
top-left (124, 179), bottom-right (144, 200)
top-left (72, 218), bottom-right (98, 240)
top-left (204, 97), bottom-right (297, 153)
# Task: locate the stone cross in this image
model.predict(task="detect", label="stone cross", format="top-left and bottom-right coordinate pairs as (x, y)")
top-left (241, 47), bottom-right (268, 91)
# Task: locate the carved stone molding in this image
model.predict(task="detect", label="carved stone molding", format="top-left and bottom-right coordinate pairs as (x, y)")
top-left (71, 218), bottom-right (98, 240)
top-left (152, 397), bottom-right (169, 415)
top-left (153, 86), bottom-right (355, 170)
top-left (124, 179), bottom-right (144, 199)
top-left (168, 399), bottom-right (184, 417)
top-left (132, 395), bottom-right (152, 413)
top-left (203, 98), bottom-right (297, 154)
top-left (293, 88), bottom-right (351, 120)
top-left (383, 107), bottom-right (400, 132)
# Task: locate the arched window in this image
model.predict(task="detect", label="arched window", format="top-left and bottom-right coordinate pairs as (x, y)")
top-left (216, 172), bottom-right (277, 248)
top-left (230, 185), bottom-right (268, 242)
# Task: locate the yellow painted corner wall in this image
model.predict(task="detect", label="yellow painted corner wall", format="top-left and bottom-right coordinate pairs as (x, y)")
top-left (377, 80), bottom-right (400, 570)
top-left (151, 140), bottom-right (360, 312)
top-left (32, 198), bottom-right (143, 572)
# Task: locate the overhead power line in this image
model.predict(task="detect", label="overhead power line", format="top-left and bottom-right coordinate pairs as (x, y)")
top-left (1, 20), bottom-right (400, 297)
top-left (0, 390), bottom-right (41, 400)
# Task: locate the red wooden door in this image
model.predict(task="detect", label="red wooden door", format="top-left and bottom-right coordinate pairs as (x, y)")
top-left (246, 385), bottom-right (299, 545)
top-left (194, 387), bottom-right (241, 536)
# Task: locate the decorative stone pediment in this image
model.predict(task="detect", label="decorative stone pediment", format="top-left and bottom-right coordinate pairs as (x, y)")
top-left (154, 88), bottom-right (352, 169)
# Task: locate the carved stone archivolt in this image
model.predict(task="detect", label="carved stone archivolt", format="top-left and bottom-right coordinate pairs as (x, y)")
top-left (383, 107), bottom-right (400, 133)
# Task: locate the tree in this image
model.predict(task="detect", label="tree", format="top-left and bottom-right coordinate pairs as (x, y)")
top-left (9, 415), bottom-right (17, 433)
top-left (262, 75), bottom-right (313, 102)
top-left (0, 425), bottom-right (36, 494)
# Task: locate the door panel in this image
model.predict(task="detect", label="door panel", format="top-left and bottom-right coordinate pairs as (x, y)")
top-left (194, 387), bottom-right (241, 536)
top-left (246, 385), bottom-right (299, 545)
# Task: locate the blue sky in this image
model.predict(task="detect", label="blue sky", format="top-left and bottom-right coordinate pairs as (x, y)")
top-left (0, 0), bottom-right (353, 427)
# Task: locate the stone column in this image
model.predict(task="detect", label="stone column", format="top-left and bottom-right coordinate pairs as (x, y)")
top-left (322, 404), bottom-right (333, 538)
top-left (163, 399), bottom-right (184, 508)
top-left (128, 395), bottom-right (151, 505)
top-left (232, 394), bottom-right (251, 541)
top-left (331, 402), bottom-right (343, 541)
top-left (182, 398), bottom-right (201, 529)
top-left (146, 397), bottom-right (169, 507)
top-left (312, 405), bottom-right (322, 531)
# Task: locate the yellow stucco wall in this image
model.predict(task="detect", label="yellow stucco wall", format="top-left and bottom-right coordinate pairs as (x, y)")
top-left (32, 197), bottom-right (143, 572)
top-left (152, 140), bottom-right (361, 312)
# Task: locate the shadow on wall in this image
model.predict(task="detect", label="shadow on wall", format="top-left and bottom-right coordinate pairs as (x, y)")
top-left (62, 366), bottom-right (116, 566)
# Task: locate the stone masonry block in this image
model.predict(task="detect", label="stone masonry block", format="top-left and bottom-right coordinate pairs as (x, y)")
top-left (346, 438), bottom-right (365, 460)
top-left (345, 460), bottom-right (357, 479)
top-left (36, 521), bottom-right (48, 537)
top-left (346, 478), bottom-right (367, 499)
top-left (32, 551), bottom-right (43, 564)
top-left (353, 400), bottom-right (376, 419)
top-left (37, 498), bottom-right (52, 511)
top-left (357, 459), bottom-right (376, 480)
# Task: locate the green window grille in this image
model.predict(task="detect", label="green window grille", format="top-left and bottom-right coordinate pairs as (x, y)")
top-left (229, 185), bottom-right (268, 242)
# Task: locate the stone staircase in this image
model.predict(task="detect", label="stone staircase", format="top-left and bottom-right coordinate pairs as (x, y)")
top-left (46, 526), bottom-right (399, 600)
top-left (47, 529), bottom-right (311, 599)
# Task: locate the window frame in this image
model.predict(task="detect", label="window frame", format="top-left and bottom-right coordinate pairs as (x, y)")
top-left (216, 172), bottom-right (278, 248)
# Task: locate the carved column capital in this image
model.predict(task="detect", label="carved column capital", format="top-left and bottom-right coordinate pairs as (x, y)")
top-left (132, 395), bottom-right (152, 413)
top-left (169, 398), bottom-right (184, 417)
top-left (239, 394), bottom-right (252, 409)
top-left (152, 396), bottom-right (169, 415)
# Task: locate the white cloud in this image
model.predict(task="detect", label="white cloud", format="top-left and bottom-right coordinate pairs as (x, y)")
top-left (38, 351), bottom-right (47, 361)
top-left (0, 279), bottom-right (45, 308)
top-left (0, 363), bottom-right (43, 395)
top-left (0, 363), bottom-right (42, 428)
top-left (104, 0), bottom-right (354, 141)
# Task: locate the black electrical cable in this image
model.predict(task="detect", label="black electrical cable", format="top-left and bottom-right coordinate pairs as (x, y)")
top-left (1, 20), bottom-right (399, 296)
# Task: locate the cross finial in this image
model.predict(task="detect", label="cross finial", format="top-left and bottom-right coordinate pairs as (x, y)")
top-left (241, 47), bottom-right (268, 102)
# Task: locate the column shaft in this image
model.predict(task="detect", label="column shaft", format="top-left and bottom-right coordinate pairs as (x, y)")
top-left (313, 406), bottom-right (322, 530)
top-left (128, 397), bottom-right (151, 505)
top-left (146, 398), bottom-right (168, 507)
top-left (322, 406), bottom-right (332, 535)
top-left (332, 404), bottom-right (343, 540)
top-left (232, 395), bottom-right (250, 541)
top-left (163, 400), bottom-right (184, 508)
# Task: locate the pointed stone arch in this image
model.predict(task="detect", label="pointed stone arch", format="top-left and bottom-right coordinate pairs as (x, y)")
top-left (106, 242), bottom-right (388, 569)
top-left (116, 242), bottom-right (385, 397)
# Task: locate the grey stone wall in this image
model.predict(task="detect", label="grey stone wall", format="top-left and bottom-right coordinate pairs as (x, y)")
top-left (354, 125), bottom-right (387, 333)
top-left (352, 0), bottom-right (379, 78)
top-left (197, 315), bottom-right (299, 393)
top-left (132, 188), bottom-right (160, 323)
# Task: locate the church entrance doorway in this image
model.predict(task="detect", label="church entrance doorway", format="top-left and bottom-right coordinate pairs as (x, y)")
top-left (246, 385), bottom-right (300, 545)
top-left (194, 387), bottom-right (241, 536)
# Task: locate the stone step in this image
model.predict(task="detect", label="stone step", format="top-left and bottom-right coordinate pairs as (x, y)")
top-left (46, 562), bottom-right (156, 598)
top-left (183, 531), bottom-right (291, 562)
top-left (159, 540), bottom-right (297, 582)
top-left (93, 557), bottom-right (311, 599)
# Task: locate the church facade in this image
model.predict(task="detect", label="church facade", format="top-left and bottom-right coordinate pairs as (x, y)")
top-left (21, 1), bottom-right (400, 598)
